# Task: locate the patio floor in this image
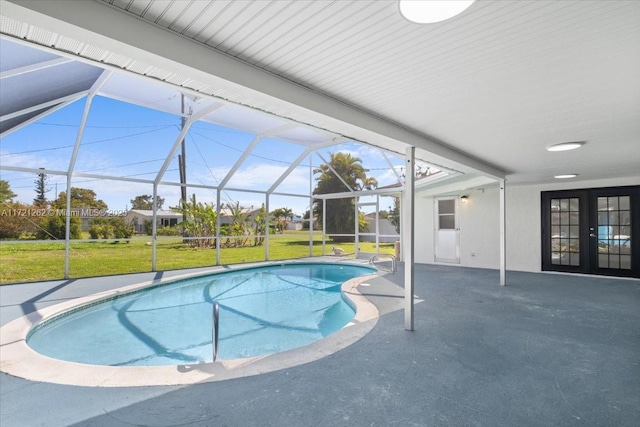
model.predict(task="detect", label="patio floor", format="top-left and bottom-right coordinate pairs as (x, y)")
top-left (1, 263), bottom-right (639, 426)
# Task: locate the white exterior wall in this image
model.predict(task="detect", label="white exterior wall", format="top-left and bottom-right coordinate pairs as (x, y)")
top-left (415, 190), bottom-right (499, 269)
top-left (414, 176), bottom-right (640, 272)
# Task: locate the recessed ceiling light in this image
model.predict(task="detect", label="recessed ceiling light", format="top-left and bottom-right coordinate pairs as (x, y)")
top-left (399, 0), bottom-right (476, 24)
top-left (554, 174), bottom-right (578, 179)
top-left (546, 141), bottom-right (585, 152)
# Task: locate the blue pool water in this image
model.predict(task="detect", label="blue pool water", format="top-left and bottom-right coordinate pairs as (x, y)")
top-left (27, 263), bottom-right (374, 366)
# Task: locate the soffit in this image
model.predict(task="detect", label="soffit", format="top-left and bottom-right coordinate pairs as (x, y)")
top-left (97, 0), bottom-right (640, 184)
top-left (3, 0), bottom-right (639, 185)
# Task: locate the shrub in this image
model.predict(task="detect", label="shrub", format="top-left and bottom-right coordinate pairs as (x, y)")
top-left (37, 215), bottom-right (81, 240)
top-left (89, 217), bottom-right (133, 240)
top-left (156, 225), bottom-right (181, 236)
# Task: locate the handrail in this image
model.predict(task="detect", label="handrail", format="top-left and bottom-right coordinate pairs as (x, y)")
top-left (212, 301), bottom-right (219, 362)
top-left (369, 254), bottom-right (397, 273)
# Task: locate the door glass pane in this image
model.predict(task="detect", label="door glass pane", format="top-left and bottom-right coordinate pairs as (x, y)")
top-left (620, 255), bottom-right (631, 269)
top-left (597, 196), bottom-right (632, 270)
top-left (620, 212), bottom-right (631, 225)
top-left (439, 215), bottom-right (455, 230)
top-left (569, 212), bottom-right (580, 225)
top-left (569, 198), bottom-right (579, 211)
top-left (569, 225), bottom-right (579, 238)
top-left (549, 198), bottom-right (579, 266)
top-left (438, 200), bottom-right (455, 214)
top-left (570, 253), bottom-right (580, 266)
top-left (597, 197), bottom-right (608, 211)
top-left (560, 212), bottom-right (569, 224)
top-left (599, 254), bottom-right (609, 268)
top-left (619, 196), bottom-right (630, 210)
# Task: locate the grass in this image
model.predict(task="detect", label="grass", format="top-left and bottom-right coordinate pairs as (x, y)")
top-left (0, 232), bottom-right (396, 284)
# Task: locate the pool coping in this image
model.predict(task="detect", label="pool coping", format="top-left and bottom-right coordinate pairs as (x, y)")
top-left (0, 260), bottom-right (380, 387)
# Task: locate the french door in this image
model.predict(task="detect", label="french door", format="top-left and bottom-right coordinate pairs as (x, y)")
top-left (541, 185), bottom-right (639, 278)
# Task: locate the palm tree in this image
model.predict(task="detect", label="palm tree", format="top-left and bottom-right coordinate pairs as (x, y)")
top-left (313, 152), bottom-right (377, 242)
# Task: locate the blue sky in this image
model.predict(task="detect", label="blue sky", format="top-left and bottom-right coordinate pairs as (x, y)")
top-left (1, 96), bottom-right (406, 215)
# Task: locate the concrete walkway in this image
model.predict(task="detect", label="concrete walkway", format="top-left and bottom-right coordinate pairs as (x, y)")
top-left (1, 264), bottom-right (639, 426)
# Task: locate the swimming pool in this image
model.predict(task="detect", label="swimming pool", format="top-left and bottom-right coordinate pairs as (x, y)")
top-left (26, 263), bottom-right (374, 367)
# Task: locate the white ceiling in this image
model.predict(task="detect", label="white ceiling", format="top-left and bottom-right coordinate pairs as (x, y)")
top-left (2, 0), bottom-right (639, 186)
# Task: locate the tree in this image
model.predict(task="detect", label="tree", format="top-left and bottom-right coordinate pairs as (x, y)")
top-left (130, 194), bottom-right (165, 210)
top-left (171, 194), bottom-right (217, 248)
top-left (0, 202), bottom-right (33, 239)
top-left (52, 187), bottom-right (108, 210)
top-left (37, 214), bottom-right (81, 240)
top-left (313, 152), bottom-right (378, 242)
top-left (89, 217), bottom-right (134, 240)
top-left (34, 170), bottom-right (49, 207)
top-left (388, 197), bottom-right (400, 234)
top-left (0, 180), bottom-right (17, 204)
top-left (271, 207), bottom-right (294, 233)
top-left (252, 204), bottom-right (267, 246)
top-left (281, 207), bottom-right (294, 222)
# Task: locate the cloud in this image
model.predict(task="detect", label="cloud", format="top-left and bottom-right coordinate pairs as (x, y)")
top-left (375, 166), bottom-right (404, 186)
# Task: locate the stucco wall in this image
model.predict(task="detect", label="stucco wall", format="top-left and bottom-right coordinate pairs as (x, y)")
top-left (414, 176), bottom-right (640, 272)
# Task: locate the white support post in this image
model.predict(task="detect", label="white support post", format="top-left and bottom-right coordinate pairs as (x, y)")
top-left (63, 97), bottom-right (90, 278)
top-left (355, 196), bottom-right (359, 259)
top-left (309, 157), bottom-right (314, 257)
top-left (403, 147), bottom-right (415, 331)
top-left (499, 179), bottom-right (507, 286)
top-left (398, 194), bottom-right (403, 262)
top-left (216, 189), bottom-right (221, 266)
top-left (375, 195), bottom-right (380, 256)
top-left (151, 183), bottom-right (158, 271)
top-left (322, 198), bottom-right (326, 256)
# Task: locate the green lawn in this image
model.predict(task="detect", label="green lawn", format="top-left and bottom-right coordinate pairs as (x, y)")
top-left (0, 232), bottom-right (395, 284)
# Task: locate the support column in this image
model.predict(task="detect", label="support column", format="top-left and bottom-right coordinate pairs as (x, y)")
top-left (322, 198), bottom-right (326, 256)
top-left (499, 179), bottom-right (507, 286)
top-left (216, 189), bottom-right (221, 266)
top-left (375, 195), bottom-right (380, 256)
top-left (403, 146), bottom-right (415, 331)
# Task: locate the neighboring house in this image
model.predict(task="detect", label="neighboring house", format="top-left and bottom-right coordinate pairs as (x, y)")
top-left (65, 208), bottom-right (128, 231)
top-left (361, 213), bottom-right (399, 243)
top-left (218, 207), bottom-right (262, 226)
top-left (125, 207), bottom-right (263, 234)
top-left (125, 210), bottom-right (183, 234)
top-left (286, 215), bottom-right (303, 231)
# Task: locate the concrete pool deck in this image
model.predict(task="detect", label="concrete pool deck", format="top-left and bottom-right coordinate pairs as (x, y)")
top-left (1, 262), bottom-right (639, 426)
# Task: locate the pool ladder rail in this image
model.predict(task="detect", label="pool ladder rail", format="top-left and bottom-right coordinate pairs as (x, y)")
top-left (368, 254), bottom-right (397, 273)
top-left (212, 301), bottom-right (219, 362)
